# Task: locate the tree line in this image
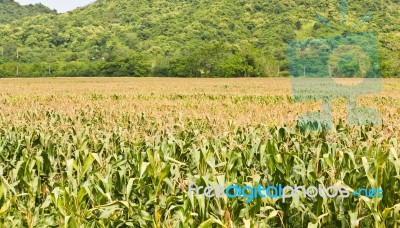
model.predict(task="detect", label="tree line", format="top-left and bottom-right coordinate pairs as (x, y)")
top-left (0, 0), bottom-right (399, 77)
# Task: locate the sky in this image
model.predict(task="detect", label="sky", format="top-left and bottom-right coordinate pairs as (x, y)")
top-left (15, 0), bottom-right (95, 13)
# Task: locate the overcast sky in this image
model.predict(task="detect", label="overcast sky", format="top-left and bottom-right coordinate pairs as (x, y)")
top-left (16, 0), bottom-right (95, 13)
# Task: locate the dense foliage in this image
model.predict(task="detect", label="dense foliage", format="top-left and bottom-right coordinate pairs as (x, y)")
top-left (0, 77), bottom-right (399, 227)
top-left (0, 0), bottom-right (55, 24)
top-left (0, 77), bottom-right (400, 226)
top-left (0, 0), bottom-right (399, 77)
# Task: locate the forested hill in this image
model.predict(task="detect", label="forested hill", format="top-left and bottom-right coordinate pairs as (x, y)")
top-left (0, 0), bottom-right (55, 24)
top-left (0, 0), bottom-right (399, 77)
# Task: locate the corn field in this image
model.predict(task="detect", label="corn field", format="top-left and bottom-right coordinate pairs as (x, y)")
top-left (0, 78), bottom-right (399, 227)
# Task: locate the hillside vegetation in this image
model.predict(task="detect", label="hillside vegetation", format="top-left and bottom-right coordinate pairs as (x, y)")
top-left (0, 0), bottom-right (55, 24)
top-left (0, 0), bottom-right (399, 77)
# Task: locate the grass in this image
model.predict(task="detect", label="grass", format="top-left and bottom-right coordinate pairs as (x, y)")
top-left (0, 77), bottom-right (399, 227)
